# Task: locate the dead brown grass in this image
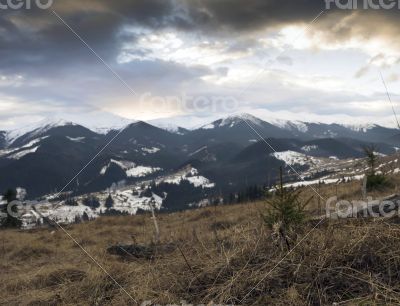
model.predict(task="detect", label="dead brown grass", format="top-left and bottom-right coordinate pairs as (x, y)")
top-left (2, 178), bottom-right (400, 305)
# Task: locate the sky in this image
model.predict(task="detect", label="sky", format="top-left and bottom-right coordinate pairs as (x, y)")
top-left (1, 0), bottom-right (400, 130)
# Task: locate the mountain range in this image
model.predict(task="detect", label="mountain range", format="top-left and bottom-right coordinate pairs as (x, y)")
top-left (0, 113), bottom-right (399, 209)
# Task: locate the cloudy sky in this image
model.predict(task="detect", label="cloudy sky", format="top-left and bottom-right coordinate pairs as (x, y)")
top-left (1, 0), bottom-right (400, 129)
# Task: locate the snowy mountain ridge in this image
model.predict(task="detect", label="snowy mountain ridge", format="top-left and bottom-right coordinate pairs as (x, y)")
top-left (5, 119), bottom-right (76, 146)
top-left (1, 112), bottom-right (394, 140)
top-left (344, 123), bottom-right (378, 133)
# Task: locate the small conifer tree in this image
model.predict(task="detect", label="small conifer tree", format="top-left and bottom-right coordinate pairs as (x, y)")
top-left (363, 145), bottom-right (389, 191)
top-left (105, 194), bottom-right (114, 210)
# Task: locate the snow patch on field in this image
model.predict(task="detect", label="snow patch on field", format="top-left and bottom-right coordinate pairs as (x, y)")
top-left (272, 151), bottom-right (314, 166)
top-left (46, 205), bottom-right (96, 223)
top-left (142, 147), bottom-right (160, 154)
top-left (162, 167), bottom-right (215, 188)
top-left (187, 176), bottom-right (215, 188)
top-left (36, 189), bottom-right (165, 223)
top-left (100, 164), bottom-right (109, 175)
top-left (66, 136), bottom-right (85, 142)
top-left (283, 174), bottom-right (365, 188)
top-left (101, 190), bottom-right (163, 215)
top-left (9, 146), bottom-right (39, 160)
top-left (100, 159), bottom-right (162, 177)
top-left (126, 166), bottom-right (161, 177)
top-left (20, 136), bottom-right (48, 148)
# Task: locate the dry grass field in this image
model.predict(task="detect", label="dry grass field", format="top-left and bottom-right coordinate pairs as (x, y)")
top-left (2, 176), bottom-right (400, 305)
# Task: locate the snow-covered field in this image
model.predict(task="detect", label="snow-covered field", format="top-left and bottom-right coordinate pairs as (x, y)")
top-left (15, 147), bottom-right (400, 229)
top-left (272, 151), bottom-right (322, 167)
top-left (161, 167), bottom-right (215, 188)
top-left (24, 166), bottom-right (215, 227)
top-left (141, 147), bottom-right (160, 154)
top-left (283, 174), bottom-right (365, 188)
top-left (34, 188), bottom-right (164, 224)
top-left (100, 159), bottom-right (162, 178)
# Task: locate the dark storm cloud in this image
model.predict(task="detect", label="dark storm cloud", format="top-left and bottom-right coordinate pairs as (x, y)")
top-left (186, 0), bottom-right (326, 32)
top-left (1, 0), bottom-right (399, 75)
top-left (1, 0), bottom-right (400, 127)
top-left (0, 0), bottom-right (178, 73)
top-left (183, 0), bottom-right (400, 54)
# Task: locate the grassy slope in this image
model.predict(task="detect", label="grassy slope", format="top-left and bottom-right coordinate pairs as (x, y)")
top-left (2, 175), bottom-right (400, 305)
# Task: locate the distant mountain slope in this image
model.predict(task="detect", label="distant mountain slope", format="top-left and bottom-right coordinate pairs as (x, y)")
top-left (181, 136), bottom-right (398, 196)
top-left (107, 121), bottom-right (184, 149)
top-left (0, 122), bottom-right (187, 198)
top-left (146, 119), bottom-right (190, 135)
top-left (233, 137), bottom-right (396, 161)
top-left (297, 122), bottom-right (399, 144)
top-left (184, 114), bottom-right (296, 148)
top-left (4, 113), bottom-right (400, 149)
top-left (9, 121), bottom-right (100, 148)
top-left (187, 114), bottom-right (400, 146)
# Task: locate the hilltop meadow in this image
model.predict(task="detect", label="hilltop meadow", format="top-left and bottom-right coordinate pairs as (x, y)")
top-left (2, 174), bottom-right (400, 305)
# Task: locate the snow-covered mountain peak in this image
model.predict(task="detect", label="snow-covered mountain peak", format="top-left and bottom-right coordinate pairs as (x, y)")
top-left (146, 119), bottom-right (188, 135)
top-left (35, 118), bottom-right (77, 129)
top-left (5, 118), bottom-right (77, 145)
top-left (201, 113), bottom-right (265, 129)
top-left (269, 119), bottom-right (309, 133)
top-left (224, 113), bottom-right (263, 125)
